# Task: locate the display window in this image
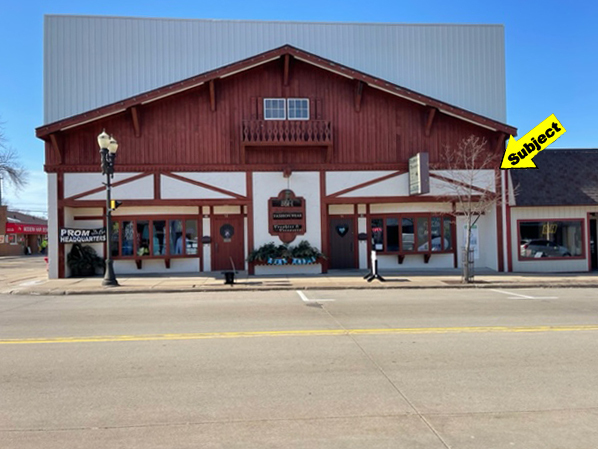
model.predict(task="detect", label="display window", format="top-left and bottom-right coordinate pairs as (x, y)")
top-left (518, 220), bottom-right (584, 260)
top-left (370, 214), bottom-right (454, 254)
top-left (110, 216), bottom-right (200, 258)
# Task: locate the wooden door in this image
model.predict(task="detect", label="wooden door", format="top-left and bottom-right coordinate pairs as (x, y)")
top-left (591, 219), bottom-right (597, 271)
top-left (212, 216), bottom-right (245, 271)
top-left (329, 217), bottom-right (356, 269)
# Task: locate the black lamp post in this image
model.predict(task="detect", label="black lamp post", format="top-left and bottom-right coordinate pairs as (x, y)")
top-left (98, 130), bottom-right (119, 287)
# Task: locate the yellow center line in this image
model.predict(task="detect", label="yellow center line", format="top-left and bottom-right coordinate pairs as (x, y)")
top-left (1, 324), bottom-right (598, 345)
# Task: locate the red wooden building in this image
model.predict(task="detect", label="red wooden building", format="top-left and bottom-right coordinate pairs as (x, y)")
top-left (37, 44), bottom-right (516, 278)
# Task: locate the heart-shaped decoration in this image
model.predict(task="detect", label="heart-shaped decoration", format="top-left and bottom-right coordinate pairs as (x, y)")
top-left (336, 225), bottom-right (349, 237)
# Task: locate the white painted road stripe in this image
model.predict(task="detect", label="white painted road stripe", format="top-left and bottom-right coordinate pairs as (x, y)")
top-left (491, 289), bottom-right (558, 300)
top-left (296, 290), bottom-right (335, 302)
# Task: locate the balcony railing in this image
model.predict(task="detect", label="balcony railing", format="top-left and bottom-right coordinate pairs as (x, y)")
top-left (241, 120), bottom-right (333, 163)
top-left (242, 120), bottom-right (332, 146)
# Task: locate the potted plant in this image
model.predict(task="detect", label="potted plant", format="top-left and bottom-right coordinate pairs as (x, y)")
top-left (67, 244), bottom-right (104, 277)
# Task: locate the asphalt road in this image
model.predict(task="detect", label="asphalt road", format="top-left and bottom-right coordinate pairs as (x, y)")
top-left (1, 288), bottom-right (598, 448)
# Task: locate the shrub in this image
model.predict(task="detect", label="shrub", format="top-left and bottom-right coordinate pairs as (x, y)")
top-left (247, 240), bottom-right (324, 263)
top-left (67, 244), bottom-right (104, 277)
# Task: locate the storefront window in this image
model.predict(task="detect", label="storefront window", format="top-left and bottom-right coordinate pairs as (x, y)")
top-left (185, 219), bottom-right (198, 255)
top-left (109, 217), bottom-right (200, 258)
top-left (519, 220), bottom-right (583, 259)
top-left (431, 217), bottom-right (442, 252)
top-left (136, 221), bottom-right (150, 256)
top-left (370, 214), bottom-right (453, 254)
top-left (111, 222), bottom-right (120, 257)
top-left (401, 218), bottom-right (414, 251)
top-left (443, 217), bottom-right (452, 250)
top-left (122, 221), bottom-right (134, 256)
top-left (170, 219), bottom-right (184, 255)
top-left (386, 218), bottom-right (399, 252)
top-left (371, 218), bottom-right (384, 251)
top-left (416, 217), bottom-right (429, 251)
top-left (153, 221), bottom-right (166, 255)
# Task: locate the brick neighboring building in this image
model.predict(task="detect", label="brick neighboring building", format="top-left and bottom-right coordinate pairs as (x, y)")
top-left (0, 206), bottom-right (48, 256)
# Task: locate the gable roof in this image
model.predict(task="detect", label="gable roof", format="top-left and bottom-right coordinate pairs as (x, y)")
top-left (511, 149), bottom-right (598, 206)
top-left (6, 211), bottom-right (48, 225)
top-left (36, 45), bottom-right (516, 139)
top-left (43, 16), bottom-right (508, 123)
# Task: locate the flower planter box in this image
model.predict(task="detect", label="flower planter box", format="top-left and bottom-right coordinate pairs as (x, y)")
top-left (252, 257), bottom-right (323, 275)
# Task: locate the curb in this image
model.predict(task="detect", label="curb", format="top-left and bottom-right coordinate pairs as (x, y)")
top-left (8, 282), bottom-right (598, 296)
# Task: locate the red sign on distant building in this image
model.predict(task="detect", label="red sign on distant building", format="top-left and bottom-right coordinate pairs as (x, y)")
top-left (5, 223), bottom-right (48, 235)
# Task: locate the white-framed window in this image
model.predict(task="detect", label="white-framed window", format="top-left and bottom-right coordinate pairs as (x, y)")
top-left (264, 98), bottom-right (286, 120)
top-left (263, 98), bottom-right (310, 120)
top-left (287, 98), bottom-right (310, 120)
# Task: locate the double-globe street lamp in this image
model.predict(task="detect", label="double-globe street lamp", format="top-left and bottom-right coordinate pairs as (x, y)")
top-left (98, 130), bottom-right (119, 287)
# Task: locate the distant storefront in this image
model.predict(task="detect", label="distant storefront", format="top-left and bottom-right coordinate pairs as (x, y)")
top-left (509, 150), bottom-right (598, 273)
top-left (0, 207), bottom-right (48, 256)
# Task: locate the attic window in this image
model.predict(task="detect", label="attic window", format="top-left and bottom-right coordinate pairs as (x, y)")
top-left (264, 99), bottom-right (286, 120)
top-left (287, 98), bottom-right (309, 120)
top-left (264, 98), bottom-right (310, 120)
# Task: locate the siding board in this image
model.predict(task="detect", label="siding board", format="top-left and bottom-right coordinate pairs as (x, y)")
top-left (53, 59), bottom-right (500, 171)
top-left (44, 16), bottom-right (507, 124)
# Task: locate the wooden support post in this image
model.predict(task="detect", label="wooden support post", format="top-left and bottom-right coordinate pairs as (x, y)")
top-left (49, 133), bottom-right (62, 163)
top-left (130, 106), bottom-right (141, 137)
top-left (354, 80), bottom-right (364, 112)
top-left (154, 173), bottom-right (161, 200)
top-left (494, 132), bottom-right (506, 153)
top-left (209, 79), bottom-right (216, 112)
top-left (424, 107), bottom-right (437, 137)
top-left (283, 54), bottom-right (290, 87)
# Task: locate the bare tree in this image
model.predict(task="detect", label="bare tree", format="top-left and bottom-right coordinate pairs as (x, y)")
top-left (436, 135), bottom-right (501, 283)
top-left (0, 120), bottom-right (28, 205)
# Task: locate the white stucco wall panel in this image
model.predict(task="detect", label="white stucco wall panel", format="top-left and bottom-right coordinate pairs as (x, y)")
top-left (161, 176), bottom-right (235, 200)
top-left (253, 172), bottom-right (321, 248)
top-left (432, 170), bottom-right (496, 194)
top-left (172, 172), bottom-right (246, 196)
top-left (79, 176), bottom-right (155, 201)
top-left (326, 171), bottom-right (395, 196)
top-left (341, 174), bottom-right (409, 198)
top-left (64, 173), bottom-right (147, 199)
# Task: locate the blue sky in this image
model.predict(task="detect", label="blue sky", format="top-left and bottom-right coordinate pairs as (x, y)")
top-left (1, 0), bottom-right (596, 216)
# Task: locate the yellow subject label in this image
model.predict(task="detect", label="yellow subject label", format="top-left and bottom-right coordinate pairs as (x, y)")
top-left (500, 114), bottom-right (566, 169)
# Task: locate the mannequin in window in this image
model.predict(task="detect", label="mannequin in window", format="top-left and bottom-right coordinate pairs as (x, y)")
top-left (175, 233), bottom-right (183, 255)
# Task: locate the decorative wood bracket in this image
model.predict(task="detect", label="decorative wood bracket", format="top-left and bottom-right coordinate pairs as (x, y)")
top-left (494, 132), bottom-right (506, 153)
top-left (209, 79), bottom-right (216, 112)
top-left (354, 80), bottom-right (365, 112)
top-left (424, 107), bottom-right (437, 137)
top-left (49, 133), bottom-right (63, 164)
top-left (130, 106), bottom-right (141, 138)
top-left (283, 54), bottom-right (291, 87)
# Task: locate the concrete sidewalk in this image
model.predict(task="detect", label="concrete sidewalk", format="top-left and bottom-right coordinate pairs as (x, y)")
top-left (2, 255), bottom-right (598, 295)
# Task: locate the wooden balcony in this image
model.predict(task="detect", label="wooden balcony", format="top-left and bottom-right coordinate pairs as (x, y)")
top-left (241, 120), bottom-right (333, 163)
